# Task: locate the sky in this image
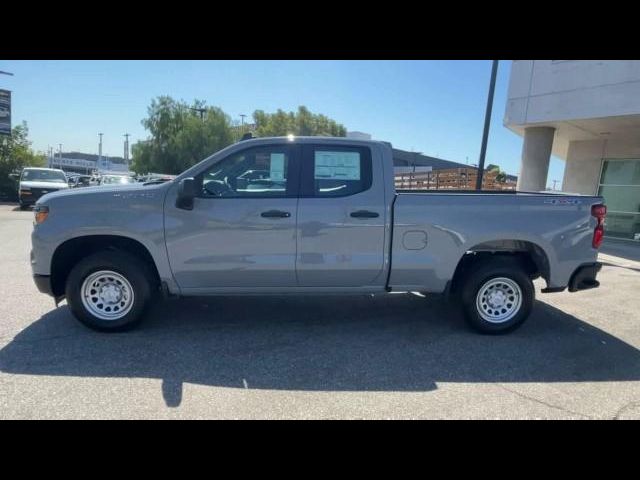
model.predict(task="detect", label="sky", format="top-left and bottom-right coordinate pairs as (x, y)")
top-left (0, 60), bottom-right (565, 187)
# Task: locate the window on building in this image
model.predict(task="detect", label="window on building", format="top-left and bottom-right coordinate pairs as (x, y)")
top-left (598, 159), bottom-right (640, 241)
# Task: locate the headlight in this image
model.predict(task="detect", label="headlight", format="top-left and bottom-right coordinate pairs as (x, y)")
top-left (34, 205), bottom-right (49, 225)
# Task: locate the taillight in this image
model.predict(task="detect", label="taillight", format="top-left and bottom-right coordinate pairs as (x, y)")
top-left (591, 204), bottom-right (606, 248)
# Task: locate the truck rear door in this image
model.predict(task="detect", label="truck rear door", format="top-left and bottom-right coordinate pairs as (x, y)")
top-left (295, 144), bottom-right (387, 287)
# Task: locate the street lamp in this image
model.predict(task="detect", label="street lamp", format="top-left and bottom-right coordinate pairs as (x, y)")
top-left (124, 133), bottom-right (130, 167)
top-left (188, 107), bottom-right (206, 121)
top-left (98, 133), bottom-right (103, 168)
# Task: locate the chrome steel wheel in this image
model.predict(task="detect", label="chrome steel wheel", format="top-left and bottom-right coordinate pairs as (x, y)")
top-left (81, 270), bottom-right (135, 321)
top-left (475, 277), bottom-right (522, 324)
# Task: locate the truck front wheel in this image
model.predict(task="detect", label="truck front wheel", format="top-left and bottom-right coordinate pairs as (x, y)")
top-left (460, 258), bottom-right (534, 334)
top-left (65, 251), bottom-right (153, 332)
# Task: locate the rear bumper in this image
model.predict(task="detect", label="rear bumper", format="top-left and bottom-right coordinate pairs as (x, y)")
top-left (33, 274), bottom-right (54, 296)
top-left (568, 262), bottom-right (602, 292)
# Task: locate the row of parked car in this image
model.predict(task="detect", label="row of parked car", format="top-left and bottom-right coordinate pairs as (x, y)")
top-left (16, 167), bottom-right (176, 209)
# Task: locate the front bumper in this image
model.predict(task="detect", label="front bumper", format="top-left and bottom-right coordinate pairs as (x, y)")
top-left (20, 187), bottom-right (66, 206)
top-left (33, 274), bottom-right (54, 296)
top-left (19, 194), bottom-right (36, 206)
top-left (568, 262), bottom-right (602, 292)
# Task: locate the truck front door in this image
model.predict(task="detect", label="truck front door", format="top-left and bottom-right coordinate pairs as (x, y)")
top-left (164, 144), bottom-right (300, 290)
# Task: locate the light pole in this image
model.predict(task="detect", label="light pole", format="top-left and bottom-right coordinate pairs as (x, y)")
top-left (188, 107), bottom-right (206, 121)
top-left (239, 114), bottom-right (247, 134)
top-left (123, 133), bottom-right (130, 170)
top-left (58, 144), bottom-right (63, 170)
top-left (98, 133), bottom-right (103, 169)
top-left (475, 60), bottom-right (499, 191)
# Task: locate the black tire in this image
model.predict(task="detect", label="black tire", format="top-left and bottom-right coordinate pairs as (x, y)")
top-left (460, 257), bottom-right (534, 334)
top-left (19, 203), bottom-right (29, 210)
top-left (65, 251), bottom-right (154, 332)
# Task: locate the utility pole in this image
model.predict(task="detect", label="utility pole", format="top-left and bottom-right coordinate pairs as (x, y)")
top-left (552, 179), bottom-right (559, 191)
top-left (58, 144), bottom-right (63, 170)
top-left (123, 133), bottom-right (130, 170)
top-left (475, 60), bottom-right (499, 191)
top-left (98, 133), bottom-right (103, 169)
top-left (239, 114), bottom-right (247, 133)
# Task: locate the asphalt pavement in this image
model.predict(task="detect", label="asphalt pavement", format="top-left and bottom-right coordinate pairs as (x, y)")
top-left (1, 203), bottom-right (639, 419)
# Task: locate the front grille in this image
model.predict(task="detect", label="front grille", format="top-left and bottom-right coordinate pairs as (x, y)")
top-left (26, 187), bottom-right (64, 200)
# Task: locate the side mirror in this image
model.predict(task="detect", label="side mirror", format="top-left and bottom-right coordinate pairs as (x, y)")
top-left (176, 177), bottom-right (196, 210)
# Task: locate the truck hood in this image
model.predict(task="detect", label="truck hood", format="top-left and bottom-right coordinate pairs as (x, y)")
top-left (36, 182), bottom-right (170, 204)
top-left (20, 181), bottom-right (69, 190)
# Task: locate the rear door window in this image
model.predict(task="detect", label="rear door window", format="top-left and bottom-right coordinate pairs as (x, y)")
top-left (301, 145), bottom-right (372, 197)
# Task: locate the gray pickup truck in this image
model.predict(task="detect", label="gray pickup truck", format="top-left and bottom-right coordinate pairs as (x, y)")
top-left (30, 137), bottom-right (606, 334)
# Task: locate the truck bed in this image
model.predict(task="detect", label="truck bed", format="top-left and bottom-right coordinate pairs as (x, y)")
top-left (389, 191), bottom-right (603, 293)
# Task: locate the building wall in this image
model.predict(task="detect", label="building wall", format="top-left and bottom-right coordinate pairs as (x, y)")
top-left (505, 60), bottom-right (640, 126)
top-left (562, 138), bottom-right (640, 195)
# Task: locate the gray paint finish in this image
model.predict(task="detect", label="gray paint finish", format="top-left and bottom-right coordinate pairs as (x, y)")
top-left (31, 137), bottom-right (603, 298)
top-left (164, 194), bottom-right (298, 288)
top-left (390, 193), bottom-right (600, 291)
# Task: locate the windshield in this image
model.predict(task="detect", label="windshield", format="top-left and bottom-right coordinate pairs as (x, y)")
top-left (101, 175), bottom-right (136, 185)
top-left (20, 169), bottom-right (67, 183)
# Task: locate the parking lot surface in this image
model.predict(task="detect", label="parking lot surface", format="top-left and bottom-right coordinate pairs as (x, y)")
top-left (1, 203), bottom-right (639, 419)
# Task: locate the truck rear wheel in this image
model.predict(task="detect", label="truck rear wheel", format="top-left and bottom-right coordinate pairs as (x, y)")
top-left (460, 257), bottom-right (534, 334)
top-left (65, 251), bottom-right (153, 332)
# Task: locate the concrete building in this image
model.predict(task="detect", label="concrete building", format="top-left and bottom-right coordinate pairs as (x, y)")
top-left (505, 60), bottom-right (640, 241)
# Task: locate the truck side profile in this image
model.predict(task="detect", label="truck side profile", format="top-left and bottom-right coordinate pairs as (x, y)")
top-left (30, 137), bottom-right (606, 333)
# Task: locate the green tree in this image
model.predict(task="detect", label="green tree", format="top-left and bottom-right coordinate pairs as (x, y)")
top-left (253, 106), bottom-right (347, 137)
top-left (485, 163), bottom-right (507, 183)
top-left (131, 96), bottom-right (235, 175)
top-left (0, 122), bottom-right (46, 200)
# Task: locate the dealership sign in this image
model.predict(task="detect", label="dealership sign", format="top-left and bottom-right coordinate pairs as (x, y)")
top-left (52, 157), bottom-right (97, 169)
top-left (0, 90), bottom-right (10, 136)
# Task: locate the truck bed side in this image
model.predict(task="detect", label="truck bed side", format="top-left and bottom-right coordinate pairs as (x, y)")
top-left (389, 192), bottom-right (603, 292)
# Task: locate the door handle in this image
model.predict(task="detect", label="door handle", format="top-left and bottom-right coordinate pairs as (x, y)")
top-left (350, 210), bottom-right (379, 218)
top-left (261, 210), bottom-right (291, 218)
